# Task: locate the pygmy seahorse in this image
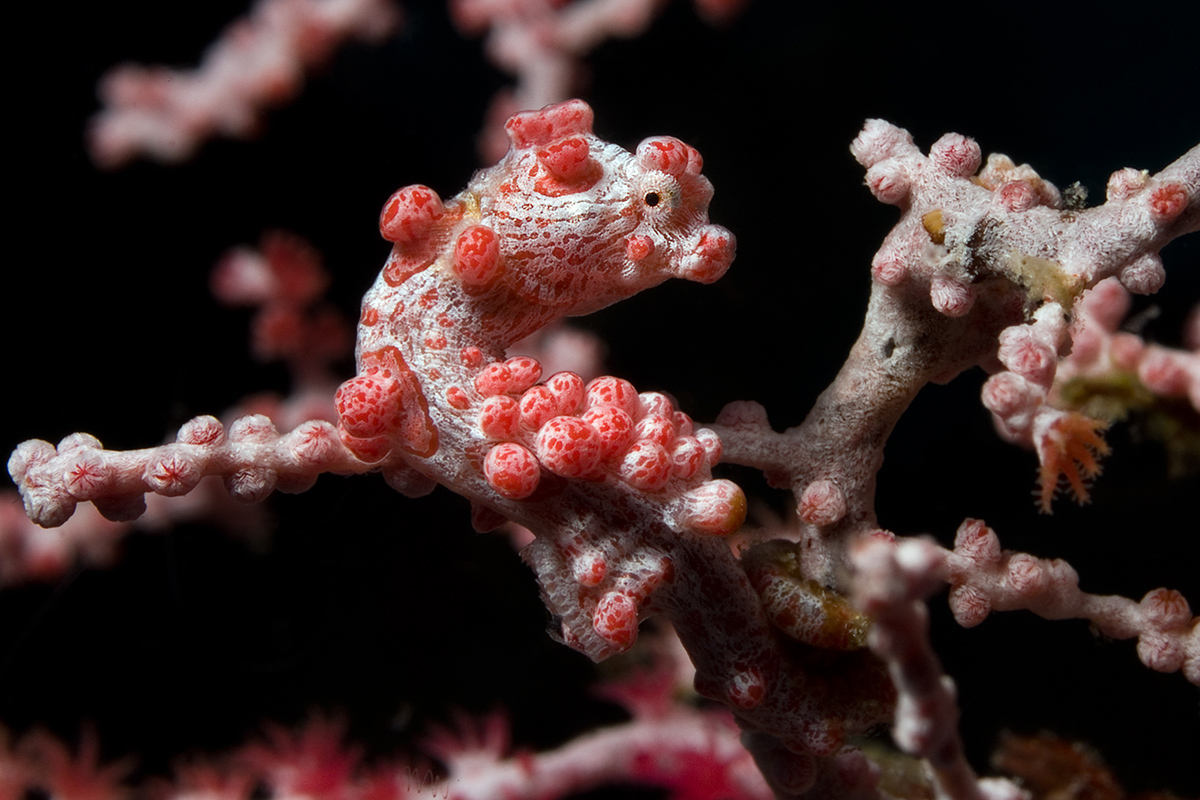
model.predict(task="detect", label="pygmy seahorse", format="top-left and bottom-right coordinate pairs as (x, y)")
top-left (333, 99), bottom-right (748, 661)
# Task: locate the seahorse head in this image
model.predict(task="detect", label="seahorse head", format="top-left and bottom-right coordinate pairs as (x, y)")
top-left (474, 100), bottom-right (736, 316)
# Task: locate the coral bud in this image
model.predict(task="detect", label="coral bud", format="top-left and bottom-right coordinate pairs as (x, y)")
top-left (1141, 588), bottom-right (1193, 629)
top-left (636, 136), bottom-right (691, 175)
top-left (1106, 167), bottom-right (1148, 201)
top-left (638, 392), bottom-right (673, 418)
top-left (672, 411), bottom-right (694, 437)
top-left (479, 395), bottom-right (520, 439)
top-left (864, 159), bottom-right (909, 204)
top-left (177, 416), bottom-right (225, 446)
top-left (484, 442), bottom-right (541, 499)
top-left (379, 185), bottom-right (444, 244)
top-left (226, 467), bottom-right (277, 503)
top-left (953, 518), bottom-right (1001, 565)
top-left (64, 450), bottom-right (111, 500)
top-left (7, 439), bottom-right (55, 483)
top-left (982, 372), bottom-right (1038, 422)
top-left (229, 415), bottom-right (278, 443)
top-left (93, 494), bottom-right (146, 522)
top-left (850, 119), bottom-right (913, 168)
top-left (586, 376), bottom-right (642, 418)
top-left (1138, 347), bottom-right (1190, 396)
top-left (930, 274), bottom-right (976, 317)
top-left (536, 416), bottom-right (602, 478)
top-left (544, 372), bottom-right (584, 415)
top-left (996, 180), bottom-right (1038, 212)
top-left (1110, 332), bottom-right (1145, 370)
top-left (536, 135), bottom-right (591, 180)
top-left (1137, 634), bottom-right (1185, 673)
top-left (581, 405), bottom-right (635, 461)
top-left (678, 480), bottom-right (746, 536)
top-left (453, 225), bottom-right (502, 290)
top-left (1006, 554), bottom-right (1046, 596)
top-left (619, 440), bottom-right (672, 490)
top-left (725, 666), bottom-right (767, 709)
top-left (1146, 182), bottom-right (1188, 223)
top-left (519, 385), bottom-right (559, 430)
top-left (143, 446), bottom-right (203, 496)
top-left (474, 362), bottom-right (514, 396)
top-left (336, 376), bottom-right (402, 439)
top-left (289, 421), bottom-right (342, 468)
top-left (930, 132), bottom-right (981, 177)
top-left (949, 583), bottom-right (991, 628)
top-left (998, 327), bottom-right (1056, 387)
top-left (798, 479), bottom-right (846, 526)
top-left (715, 400), bottom-right (768, 429)
top-left (382, 463), bottom-right (436, 499)
top-left (505, 357), bottom-right (543, 392)
top-left (593, 592), bottom-right (639, 651)
top-left (1118, 253), bottom-right (1166, 295)
top-left (572, 552), bottom-right (607, 586)
top-left (871, 252), bottom-right (908, 286)
top-left (694, 428), bottom-right (723, 464)
top-left (634, 414), bottom-right (676, 447)
top-left (669, 436), bottom-right (706, 479)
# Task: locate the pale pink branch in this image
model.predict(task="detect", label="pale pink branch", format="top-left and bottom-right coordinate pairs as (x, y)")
top-left (850, 536), bottom-right (1029, 800)
top-left (1058, 276), bottom-right (1200, 412)
top-left (8, 414), bottom-right (375, 530)
top-left (89, 0), bottom-right (402, 168)
top-left (944, 518), bottom-right (1200, 684)
top-left (451, 0), bottom-right (746, 161)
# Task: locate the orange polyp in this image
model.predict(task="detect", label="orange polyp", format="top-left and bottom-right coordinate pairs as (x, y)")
top-left (1037, 412), bottom-right (1110, 513)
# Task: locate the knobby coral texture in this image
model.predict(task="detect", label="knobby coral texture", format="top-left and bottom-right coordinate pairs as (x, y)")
top-left (4, 1), bottom-right (1200, 798)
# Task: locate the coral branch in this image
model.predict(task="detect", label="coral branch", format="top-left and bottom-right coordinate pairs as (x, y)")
top-left (944, 519), bottom-right (1200, 683)
top-left (89, 0), bottom-right (401, 167)
top-left (850, 536), bottom-right (1028, 800)
top-left (9, 415), bottom-right (372, 529)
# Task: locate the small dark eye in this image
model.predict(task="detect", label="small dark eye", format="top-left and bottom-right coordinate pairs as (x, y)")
top-left (644, 192), bottom-right (660, 207)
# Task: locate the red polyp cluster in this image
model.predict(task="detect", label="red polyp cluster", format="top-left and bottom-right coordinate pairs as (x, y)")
top-left (334, 347), bottom-right (437, 461)
top-left (472, 365), bottom-right (740, 527)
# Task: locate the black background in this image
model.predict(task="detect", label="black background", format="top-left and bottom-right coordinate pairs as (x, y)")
top-left (3, 0), bottom-right (1198, 795)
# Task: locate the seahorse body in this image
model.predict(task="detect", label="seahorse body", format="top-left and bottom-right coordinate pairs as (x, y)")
top-left (332, 101), bottom-right (877, 754)
top-left (334, 97), bottom-right (738, 629)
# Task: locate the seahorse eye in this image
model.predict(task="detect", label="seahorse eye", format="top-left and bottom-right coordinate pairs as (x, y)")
top-left (644, 192), bottom-right (660, 207)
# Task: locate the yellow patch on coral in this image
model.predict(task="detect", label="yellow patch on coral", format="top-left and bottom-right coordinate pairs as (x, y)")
top-left (1006, 251), bottom-right (1085, 315)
